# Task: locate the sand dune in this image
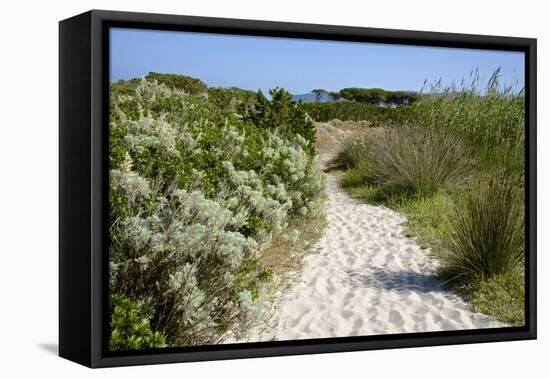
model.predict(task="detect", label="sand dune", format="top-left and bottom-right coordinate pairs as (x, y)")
top-left (233, 173), bottom-right (504, 342)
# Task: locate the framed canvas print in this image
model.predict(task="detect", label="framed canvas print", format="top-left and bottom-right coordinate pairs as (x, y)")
top-left (59, 9), bottom-right (536, 368)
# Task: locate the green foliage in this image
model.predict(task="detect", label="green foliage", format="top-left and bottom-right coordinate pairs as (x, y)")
top-left (109, 75), bottom-right (323, 347)
top-left (145, 72), bottom-right (208, 95)
top-left (245, 88), bottom-right (316, 154)
top-left (230, 258), bottom-right (274, 302)
top-left (303, 101), bottom-right (412, 125)
top-left (390, 192), bottom-right (454, 252)
top-left (331, 138), bottom-right (370, 170)
top-left (412, 94), bottom-right (524, 164)
top-left (441, 173), bottom-right (524, 281)
top-left (340, 168), bottom-right (368, 188)
top-left (109, 294), bottom-right (166, 351)
top-left (416, 68), bottom-right (524, 152)
top-left (207, 86), bottom-right (257, 111)
top-left (307, 91), bottom-right (523, 173)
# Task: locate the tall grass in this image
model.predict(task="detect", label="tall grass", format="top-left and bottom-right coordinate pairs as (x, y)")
top-left (365, 128), bottom-right (469, 197)
top-left (415, 68), bottom-right (525, 167)
top-left (330, 137), bottom-right (370, 170)
top-left (335, 127), bottom-right (469, 198)
top-left (441, 173), bottom-right (524, 281)
top-left (306, 69), bottom-right (525, 158)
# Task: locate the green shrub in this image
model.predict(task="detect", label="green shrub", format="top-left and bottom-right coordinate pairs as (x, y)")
top-left (145, 72), bottom-right (207, 95)
top-left (303, 101), bottom-right (412, 125)
top-left (441, 173), bottom-right (524, 281)
top-left (109, 75), bottom-right (323, 347)
top-left (207, 86), bottom-right (257, 111)
top-left (109, 294), bottom-right (166, 351)
top-left (246, 88), bottom-right (316, 154)
top-left (109, 172), bottom-right (263, 345)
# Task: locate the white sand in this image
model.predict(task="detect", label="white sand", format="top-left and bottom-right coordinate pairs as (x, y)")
top-left (233, 172), bottom-right (504, 342)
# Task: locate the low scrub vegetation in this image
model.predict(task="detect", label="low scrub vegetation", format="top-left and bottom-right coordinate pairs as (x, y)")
top-left (109, 294), bottom-right (166, 351)
top-left (108, 75), bottom-right (323, 348)
top-left (303, 101), bottom-right (411, 125)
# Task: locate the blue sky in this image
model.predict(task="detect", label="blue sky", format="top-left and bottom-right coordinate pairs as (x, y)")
top-left (110, 27), bottom-right (525, 95)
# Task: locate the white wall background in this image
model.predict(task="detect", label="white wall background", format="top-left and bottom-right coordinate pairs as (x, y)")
top-left (0, 0), bottom-right (546, 376)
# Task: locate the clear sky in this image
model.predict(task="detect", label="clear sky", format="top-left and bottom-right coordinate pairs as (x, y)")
top-left (110, 27), bottom-right (525, 95)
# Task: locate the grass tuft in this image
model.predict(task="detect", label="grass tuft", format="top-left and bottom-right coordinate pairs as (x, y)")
top-left (336, 127), bottom-right (469, 198)
top-left (440, 173), bottom-right (524, 281)
top-left (331, 137), bottom-right (370, 170)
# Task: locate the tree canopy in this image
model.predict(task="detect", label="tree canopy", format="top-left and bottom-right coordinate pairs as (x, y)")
top-left (338, 87), bottom-right (419, 105)
top-left (309, 87), bottom-right (419, 106)
top-left (145, 72), bottom-right (208, 95)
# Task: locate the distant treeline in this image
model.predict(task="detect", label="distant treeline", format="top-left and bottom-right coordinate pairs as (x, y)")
top-left (302, 101), bottom-right (413, 126)
top-left (311, 87), bottom-right (419, 105)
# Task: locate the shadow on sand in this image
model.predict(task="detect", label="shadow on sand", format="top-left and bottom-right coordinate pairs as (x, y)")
top-left (347, 268), bottom-right (448, 294)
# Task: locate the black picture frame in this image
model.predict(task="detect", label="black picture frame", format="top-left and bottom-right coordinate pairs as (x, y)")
top-left (59, 9), bottom-right (537, 368)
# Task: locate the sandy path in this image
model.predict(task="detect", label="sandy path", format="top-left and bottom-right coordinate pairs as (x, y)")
top-left (229, 125), bottom-right (504, 343)
top-left (243, 174), bottom-right (503, 342)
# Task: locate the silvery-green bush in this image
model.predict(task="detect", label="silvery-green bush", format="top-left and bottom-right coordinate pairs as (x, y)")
top-left (109, 76), bottom-right (322, 348)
